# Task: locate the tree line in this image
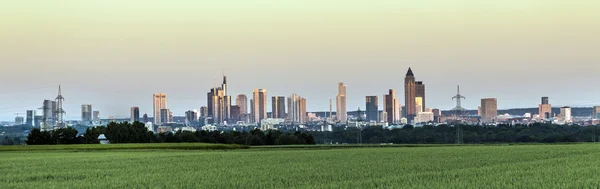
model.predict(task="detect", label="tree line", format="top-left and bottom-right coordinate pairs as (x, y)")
top-left (310, 123), bottom-right (600, 144)
top-left (26, 122), bottom-right (316, 145)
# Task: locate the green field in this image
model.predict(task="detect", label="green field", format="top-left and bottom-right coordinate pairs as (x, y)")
top-left (2, 144), bottom-right (600, 188)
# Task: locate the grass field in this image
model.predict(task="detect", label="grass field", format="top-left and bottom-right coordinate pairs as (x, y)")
top-left (0, 143), bottom-right (248, 151)
top-left (2, 144), bottom-right (600, 188)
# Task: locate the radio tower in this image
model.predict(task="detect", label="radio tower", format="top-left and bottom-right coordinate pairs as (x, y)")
top-left (54, 85), bottom-right (66, 128)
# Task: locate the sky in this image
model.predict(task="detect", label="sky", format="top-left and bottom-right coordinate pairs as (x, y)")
top-left (0, 0), bottom-right (599, 120)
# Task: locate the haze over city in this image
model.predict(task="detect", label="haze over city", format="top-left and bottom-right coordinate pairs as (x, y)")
top-left (1, 0), bottom-right (599, 120)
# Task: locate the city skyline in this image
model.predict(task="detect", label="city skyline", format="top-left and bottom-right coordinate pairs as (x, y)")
top-left (1, 1), bottom-right (599, 120)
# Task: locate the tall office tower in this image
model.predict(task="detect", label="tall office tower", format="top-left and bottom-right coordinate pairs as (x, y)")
top-left (160, 109), bottom-right (172, 123)
top-left (26, 110), bottom-right (35, 126)
top-left (593, 106), bottom-right (600, 119)
top-left (142, 113), bottom-right (148, 123)
top-left (336, 82), bottom-right (347, 122)
top-left (271, 96), bottom-right (286, 118)
top-left (415, 81), bottom-right (425, 111)
top-left (153, 93), bottom-right (167, 124)
top-left (539, 97), bottom-right (552, 120)
top-left (404, 68), bottom-right (417, 121)
top-left (93, 111), bottom-right (100, 121)
top-left (34, 115), bottom-right (42, 127)
top-left (560, 106), bottom-right (572, 123)
top-left (383, 89), bottom-right (398, 123)
top-left (299, 97), bottom-right (307, 124)
top-left (415, 97), bottom-right (423, 113)
top-left (230, 105), bottom-right (241, 123)
top-left (365, 96), bottom-right (378, 122)
top-left (236, 94), bottom-right (248, 115)
top-left (250, 99), bottom-right (254, 123)
top-left (252, 89), bottom-right (267, 123)
top-left (130, 107), bottom-right (140, 122)
top-left (394, 99), bottom-right (401, 122)
top-left (81, 104), bottom-right (92, 122)
top-left (15, 116), bottom-right (24, 125)
top-left (480, 98), bottom-right (498, 123)
top-left (207, 76), bottom-right (231, 125)
top-left (287, 94), bottom-right (307, 124)
top-left (185, 110), bottom-right (197, 126)
top-left (41, 100), bottom-right (56, 130)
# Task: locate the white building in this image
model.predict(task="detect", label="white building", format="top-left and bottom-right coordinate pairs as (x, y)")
top-left (260, 118), bottom-right (285, 130)
top-left (175, 126), bottom-right (197, 132)
top-left (145, 122), bottom-right (154, 132)
top-left (560, 106), bottom-right (572, 123)
top-left (414, 112), bottom-right (434, 124)
top-left (202, 125), bottom-right (218, 132)
top-left (336, 82), bottom-right (347, 122)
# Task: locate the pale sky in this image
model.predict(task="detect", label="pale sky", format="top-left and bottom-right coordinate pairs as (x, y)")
top-left (0, 0), bottom-right (599, 120)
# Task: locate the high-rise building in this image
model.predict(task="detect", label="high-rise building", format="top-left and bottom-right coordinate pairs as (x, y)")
top-left (185, 110), bottom-right (197, 126)
top-left (236, 94), bottom-right (248, 115)
top-left (130, 107), bottom-right (140, 122)
top-left (365, 96), bottom-right (378, 122)
top-left (384, 89), bottom-right (398, 123)
top-left (560, 106), bottom-right (572, 123)
top-left (160, 109), bottom-right (172, 123)
top-left (415, 97), bottom-right (423, 113)
top-left (153, 93), bottom-right (167, 124)
top-left (395, 99), bottom-right (401, 122)
top-left (26, 110), bottom-right (35, 126)
top-left (272, 96), bottom-right (286, 118)
top-left (252, 89), bottom-right (267, 123)
top-left (539, 97), bottom-right (552, 120)
top-left (208, 76), bottom-right (231, 125)
top-left (480, 98), bottom-right (498, 122)
top-left (15, 116), bottom-right (24, 125)
top-left (415, 81), bottom-right (425, 112)
top-left (142, 113), bottom-right (148, 123)
top-left (81, 104), bottom-right (93, 122)
top-left (93, 111), bottom-right (100, 121)
top-left (34, 115), bottom-right (42, 127)
top-left (230, 105), bottom-right (241, 123)
top-left (287, 94), bottom-right (307, 124)
top-left (542, 97), bottom-right (549, 105)
top-left (593, 106), bottom-right (600, 119)
top-left (404, 68), bottom-right (417, 121)
top-left (336, 82), bottom-right (347, 122)
top-left (41, 100), bottom-right (56, 130)
top-left (432, 108), bottom-right (441, 123)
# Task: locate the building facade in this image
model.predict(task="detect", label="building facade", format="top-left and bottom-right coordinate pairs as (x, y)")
top-left (81, 104), bottom-right (92, 122)
top-left (539, 96), bottom-right (552, 120)
top-left (384, 89), bottom-right (398, 123)
top-left (336, 82), bottom-right (347, 122)
top-left (26, 110), bottom-right (35, 126)
top-left (404, 68), bottom-right (417, 121)
top-left (365, 96), bottom-right (378, 122)
top-left (130, 106), bottom-right (140, 122)
top-left (592, 106), bottom-right (600, 119)
top-left (272, 96), bottom-right (286, 119)
top-left (480, 98), bottom-right (498, 122)
top-left (252, 89), bottom-right (267, 123)
top-left (153, 93), bottom-right (167, 124)
top-left (560, 106), bottom-right (572, 123)
top-left (236, 94), bottom-right (248, 115)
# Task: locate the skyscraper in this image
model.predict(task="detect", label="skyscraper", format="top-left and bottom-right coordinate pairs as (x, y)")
top-left (81, 104), bottom-right (92, 122)
top-left (130, 107), bottom-right (140, 122)
top-left (236, 94), bottom-right (248, 115)
top-left (415, 81), bottom-right (425, 112)
top-left (142, 113), bottom-right (148, 123)
top-left (539, 96), bottom-right (552, 120)
top-left (93, 111), bottom-right (100, 121)
top-left (560, 106), bottom-right (572, 123)
top-left (384, 89), bottom-right (398, 123)
top-left (208, 76), bottom-right (231, 125)
top-left (415, 97), bottom-right (423, 113)
top-left (26, 110), bottom-right (35, 126)
top-left (593, 106), bottom-right (600, 119)
top-left (404, 68), bottom-right (416, 121)
top-left (185, 110), bottom-right (197, 126)
top-left (365, 96), bottom-right (378, 122)
top-left (272, 96), bottom-right (286, 118)
top-left (252, 89), bottom-right (267, 123)
top-left (41, 100), bottom-right (56, 130)
top-left (336, 82), bottom-right (347, 122)
top-left (480, 98), bottom-right (498, 123)
top-left (160, 109), bottom-right (172, 123)
top-left (287, 94), bottom-right (307, 124)
top-left (153, 93), bottom-right (167, 124)
top-left (230, 105), bottom-right (241, 123)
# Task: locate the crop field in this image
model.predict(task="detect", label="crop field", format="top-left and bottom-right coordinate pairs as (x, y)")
top-left (2, 144), bottom-right (600, 188)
